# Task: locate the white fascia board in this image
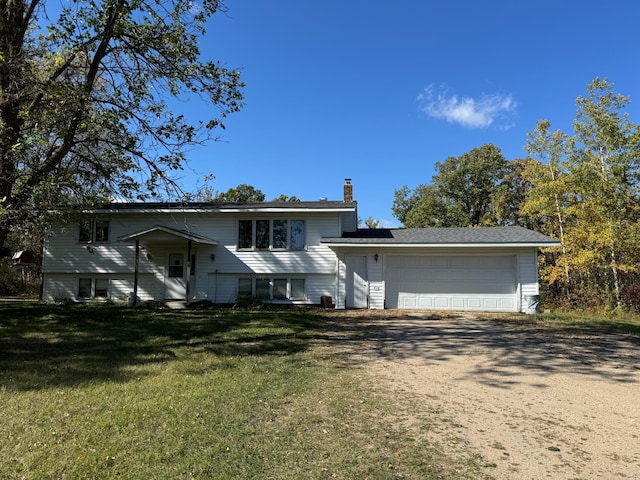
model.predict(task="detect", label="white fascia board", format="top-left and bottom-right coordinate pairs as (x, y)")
top-left (323, 242), bottom-right (560, 248)
top-left (86, 207), bottom-right (356, 214)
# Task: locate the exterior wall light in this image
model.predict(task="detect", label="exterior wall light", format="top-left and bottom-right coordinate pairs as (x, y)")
top-left (374, 253), bottom-right (379, 262)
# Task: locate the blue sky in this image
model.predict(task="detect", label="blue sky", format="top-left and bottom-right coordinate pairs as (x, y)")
top-left (178, 0), bottom-right (640, 227)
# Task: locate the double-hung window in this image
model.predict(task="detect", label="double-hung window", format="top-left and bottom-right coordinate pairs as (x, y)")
top-left (237, 219), bottom-right (305, 250)
top-left (78, 278), bottom-right (109, 299)
top-left (79, 219), bottom-right (110, 243)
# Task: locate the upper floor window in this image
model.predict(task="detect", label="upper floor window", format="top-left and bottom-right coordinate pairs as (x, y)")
top-left (79, 219), bottom-right (109, 243)
top-left (238, 220), bottom-right (252, 249)
top-left (237, 219), bottom-right (305, 250)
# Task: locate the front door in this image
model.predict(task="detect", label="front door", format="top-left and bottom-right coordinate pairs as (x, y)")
top-left (346, 255), bottom-right (368, 308)
top-left (165, 253), bottom-right (186, 299)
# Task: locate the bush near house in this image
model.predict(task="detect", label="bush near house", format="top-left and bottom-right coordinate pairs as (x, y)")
top-left (0, 258), bottom-right (41, 297)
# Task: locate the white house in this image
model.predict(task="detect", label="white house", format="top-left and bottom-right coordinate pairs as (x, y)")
top-left (42, 180), bottom-right (559, 312)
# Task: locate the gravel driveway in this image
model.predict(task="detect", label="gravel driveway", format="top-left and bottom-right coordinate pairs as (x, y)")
top-left (336, 311), bottom-right (640, 480)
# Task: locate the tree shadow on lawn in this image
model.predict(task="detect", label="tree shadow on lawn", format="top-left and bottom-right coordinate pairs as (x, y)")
top-left (0, 302), bottom-right (330, 392)
top-left (327, 311), bottom-right (640, 388)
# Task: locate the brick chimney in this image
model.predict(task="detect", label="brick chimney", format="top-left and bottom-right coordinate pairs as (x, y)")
top-left (343, 178), bottom-right (353, 203)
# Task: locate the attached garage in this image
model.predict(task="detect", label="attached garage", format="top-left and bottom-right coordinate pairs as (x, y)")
top-left (385, 254), bottom-right (517, 311)
top-left (321, 226), bottom-right (560, 313)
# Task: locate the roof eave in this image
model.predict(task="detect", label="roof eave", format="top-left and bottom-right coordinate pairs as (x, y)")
top-left (86, 206), bottom-right (356, 214)
top-left (322, 242), bottom-right (561, 248)
top-left (119, 226), bottom-right (219, 245)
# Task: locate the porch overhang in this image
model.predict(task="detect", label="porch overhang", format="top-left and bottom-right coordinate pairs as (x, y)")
top-left (118, 225), bottom-right (219, 246)
top-left (119, 226), bottom-right (217, 307)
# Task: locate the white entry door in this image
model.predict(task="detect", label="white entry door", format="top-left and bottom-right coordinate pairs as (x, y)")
top-left (165, 253), bottom-right (186, 299)
top-left (346, 255), bottom-right (368, 308)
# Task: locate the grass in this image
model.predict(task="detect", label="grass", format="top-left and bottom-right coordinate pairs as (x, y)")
top-left (0, 301), bottom-right (484, 480)
top-left (536, 309), bottom-right (640, 335)
top-left (473, 307), bottom-right (640, 336)
top-left (500, 309), bottom-right (640, 337)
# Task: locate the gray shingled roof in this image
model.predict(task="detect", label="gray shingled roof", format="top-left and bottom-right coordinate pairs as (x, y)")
top-left (321, 226), bottom-right (559, 246)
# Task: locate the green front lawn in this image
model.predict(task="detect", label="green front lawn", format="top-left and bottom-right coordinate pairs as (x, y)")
top-left (0, 301), bottom-right (480, 479)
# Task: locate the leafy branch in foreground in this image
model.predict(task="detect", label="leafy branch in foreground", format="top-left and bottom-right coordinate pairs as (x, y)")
top-left (0, 0), bottom-right (244, 249)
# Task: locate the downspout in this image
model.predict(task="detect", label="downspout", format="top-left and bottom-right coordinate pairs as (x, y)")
top-left (186, 240), bottom-right (192, 305)
top-left (133, 240), bottom-right (140, 306)
top-left (40, 229), bottom-right (48, 301)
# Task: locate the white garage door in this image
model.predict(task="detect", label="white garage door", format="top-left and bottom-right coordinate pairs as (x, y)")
top-left (385, 255), bottom-right (517, 311)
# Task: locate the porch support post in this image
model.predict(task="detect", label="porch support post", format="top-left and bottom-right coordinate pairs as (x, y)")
top-left (186, 240), bottom-right (192, 305)
top-left (133, 240), bottom-right (140, 306)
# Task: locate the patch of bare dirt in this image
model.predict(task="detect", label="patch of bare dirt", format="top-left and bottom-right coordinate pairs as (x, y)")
top-left (328, 310), bottom-right (640, 480)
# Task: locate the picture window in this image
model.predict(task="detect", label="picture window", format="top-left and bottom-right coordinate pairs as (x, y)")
top-left (237, 278), bottom-right (306, 302)
top-left (237, 219), bottom-right (305, 250)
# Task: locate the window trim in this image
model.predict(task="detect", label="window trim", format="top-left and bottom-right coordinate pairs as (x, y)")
top-left (78, 219), bottom-right (110, 243)
top-left (237, 277), bottom-right (307, 302)
top-left (78, 277), bottom-right (110, 299)
top-left (236, 219), bottom-right (306, 251)
top-left (238, 219), bottom-right (253, 250)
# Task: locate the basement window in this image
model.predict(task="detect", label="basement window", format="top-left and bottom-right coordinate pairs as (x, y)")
top-left (78, 278), bottom-right (109, 299)
top-left (237, 278), bottom-right (306, 302)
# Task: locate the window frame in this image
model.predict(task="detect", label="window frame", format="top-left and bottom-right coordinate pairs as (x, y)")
top-left (272, 219), bottom-right (288, 250)
top-left (236, 219), bottom-right (306, 251)
top-left (236, 277), bottom-right (306, 302)
top-left (78, 277), bottom-right (110, 299)
top-left (238, 219), bottom-right (253, 249)
top-left (256, 219), bottom-right (270, 250)
top-left (272, 278), bottom-right (288, 300)
top-left (289, 219), bottom-right (305, 251)
top-left (78, 219), bottom-right (110, 243)
top-left (78, 278), bottom-right (93, 298)
top-left (168, 253), bottom-right (185, 278)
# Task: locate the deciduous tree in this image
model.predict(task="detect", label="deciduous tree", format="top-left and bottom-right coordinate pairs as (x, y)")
top-left (213, 184), bottom-right (265, 202)
top-left (0, 0), bottom-right (244, 250)
top-left (521, 78), bottom-right (640, 308)
top-left (392, 144), bottom-right (508, 227)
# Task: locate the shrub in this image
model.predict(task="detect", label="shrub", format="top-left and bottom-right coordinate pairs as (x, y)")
top-left (0, 259), bottom-right (41, 297)
top-left (623, 284), bottom-right (640, 312)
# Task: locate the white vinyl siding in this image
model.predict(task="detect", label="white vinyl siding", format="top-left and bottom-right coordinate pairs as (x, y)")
top-left (42, 209), bottom-right (349, 303)
top-left (332, 247), bottom-right (540, 313)
top-left (42, 273), bottom-right (156, 302)
top-left (367, 253), bottom-right (384, 309)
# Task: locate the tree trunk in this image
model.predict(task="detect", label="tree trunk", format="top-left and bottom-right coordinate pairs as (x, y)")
top-left (0, 226), bottom-right (8, 252)
top-left (0, 0), bottom-right (34, 253)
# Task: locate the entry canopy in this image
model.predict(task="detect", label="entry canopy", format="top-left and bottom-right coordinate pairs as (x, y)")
top-left (119, 225), bottom-right (219, 246)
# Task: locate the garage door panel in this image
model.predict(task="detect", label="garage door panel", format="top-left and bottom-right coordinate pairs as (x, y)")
top-left (387, 255), bottom-right (517, 312)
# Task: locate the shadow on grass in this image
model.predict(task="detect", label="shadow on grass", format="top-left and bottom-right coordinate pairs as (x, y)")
top-left (0, 301), bottom-right (333, 391)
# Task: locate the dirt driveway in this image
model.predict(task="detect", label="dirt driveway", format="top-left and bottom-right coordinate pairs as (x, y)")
top-left (336, 311), bottom-right (640, 480)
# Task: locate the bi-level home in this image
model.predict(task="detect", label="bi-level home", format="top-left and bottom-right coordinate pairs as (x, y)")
top-left (42, 180), bottom-right (559, 312)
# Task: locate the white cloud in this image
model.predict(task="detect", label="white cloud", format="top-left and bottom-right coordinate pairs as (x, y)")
top-left (417, 85), bottom-right (516, 129)
top-left (380, 218), bottom-right (400, 228)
